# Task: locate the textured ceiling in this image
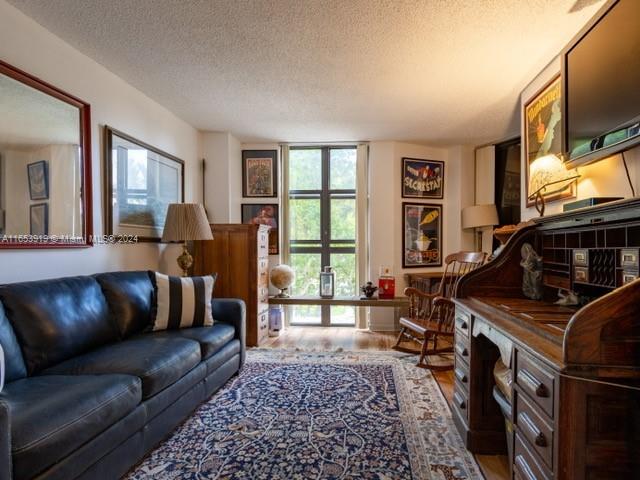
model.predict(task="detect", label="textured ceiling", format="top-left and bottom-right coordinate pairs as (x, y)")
top-left (9, 0), bottom-right (605, 145)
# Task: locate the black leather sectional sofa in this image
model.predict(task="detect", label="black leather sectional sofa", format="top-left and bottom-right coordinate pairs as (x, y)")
top-left (0, 271), bottom-right (246, 480)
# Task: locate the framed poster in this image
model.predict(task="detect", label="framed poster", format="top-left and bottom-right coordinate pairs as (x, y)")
top-left (241, 203), bottom-right (279, 254)
top-left (242, 150), bottom-right (277, 197)
top-left (105, 126), bottom-right (184, 242)
top-left (30, 203), bottom-right (48, 236)
top-left (27, 160), bottom-right (49, 200)
top-left (402, 203), bottom-right (442, 268)
top-left (402, 158), bottom-right (444, 199)
top-left (524, 75), bottom-right (575, 206)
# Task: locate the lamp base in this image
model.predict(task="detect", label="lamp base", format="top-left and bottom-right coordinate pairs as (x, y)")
top-left (177, 243), bottom-right (193, 277)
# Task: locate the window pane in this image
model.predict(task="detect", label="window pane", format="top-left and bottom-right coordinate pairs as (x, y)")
top-left (290, 306), bottom-right (321, 325)
top-left (290, 253), bottom-right (321, 296)
top-left (331, 253), bottom-right (357, 296)
top-left (330, 306), bottom-right (355, 326)
top-left (330, 148), bottom-right (356, 190)
top-left (290, 149), bottom-right (322, 190)
top-left (289, 198), bottom-right (320, 240)
top-left (330, 198), bottom-right (356, 240)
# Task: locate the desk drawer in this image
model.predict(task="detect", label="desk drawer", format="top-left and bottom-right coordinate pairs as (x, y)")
top-left (454, 335), bottom-right (470, 362)
top-left (454, 358), bottom-right (470, 391)
top-left (515, 391), bottom-right (554, 470)
top-left (453, 384), bottom-right (468, 421)
top-left (454, 309), bottom-right (471, 338)
top-left (515, 351), bottom-right (555, 418)
top-left (514, 434), bottom-right (552, 480)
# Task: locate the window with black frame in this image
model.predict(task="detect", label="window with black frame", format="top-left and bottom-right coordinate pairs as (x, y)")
top-left (287, 146), bottom-right (358, 326)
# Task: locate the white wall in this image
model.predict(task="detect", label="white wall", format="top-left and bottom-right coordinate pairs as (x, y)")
top-left (0, 0), bottom-right (201, 282)
top-left (475, 144), bottom-right (497, 253)
top-left (520, 57), bottom-right (640, 220)
top-left (368, 141), bottom-right (475, 330)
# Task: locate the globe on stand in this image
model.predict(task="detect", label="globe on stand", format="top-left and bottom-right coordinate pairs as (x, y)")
top-left (270, 264), bottom-right (295, 298)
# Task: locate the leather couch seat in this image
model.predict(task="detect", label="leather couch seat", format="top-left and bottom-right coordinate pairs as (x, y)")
top-left (43, 336), bottom-right (201, 399)
top-left (146, 323), bottom-right (236, 360)
top-left (0, 271), bottom-right (246, 480)
top-left (1, 374), bottom-right (141, 480)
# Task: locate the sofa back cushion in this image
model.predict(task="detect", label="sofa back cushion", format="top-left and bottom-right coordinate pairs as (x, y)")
top-left (0, 276), bottom-right (118, 375)
top-left (94, 271), bottom-right (154, 338)
top-left (0, 302), bottom-right (27, 382)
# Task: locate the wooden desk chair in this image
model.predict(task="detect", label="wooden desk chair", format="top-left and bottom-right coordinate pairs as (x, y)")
top-left (394, 251), bottom-right (486, 369)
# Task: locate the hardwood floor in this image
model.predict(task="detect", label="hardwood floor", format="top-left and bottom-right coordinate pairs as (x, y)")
top-left (260, 326), bottom-right (510, 480)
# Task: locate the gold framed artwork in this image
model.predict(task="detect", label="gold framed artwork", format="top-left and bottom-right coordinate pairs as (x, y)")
top-left (524, 75), bottom-right (575, 206)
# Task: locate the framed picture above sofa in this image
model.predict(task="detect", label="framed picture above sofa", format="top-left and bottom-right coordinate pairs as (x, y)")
top-left (104, 126), bottom-right (184, 242)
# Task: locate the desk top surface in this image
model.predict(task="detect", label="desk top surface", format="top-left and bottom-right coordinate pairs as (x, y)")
top-left (454, 296), bottom-right (570, 370)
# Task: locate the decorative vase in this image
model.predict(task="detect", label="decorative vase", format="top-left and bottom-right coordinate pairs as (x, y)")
top-left (319, 266), bottom-right (335, 298)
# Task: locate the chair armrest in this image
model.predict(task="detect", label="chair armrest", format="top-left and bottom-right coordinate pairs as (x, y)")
top-left (212, 298), bottom-right (246, 368)
top-left (0, 398), bottom-right (11, 480)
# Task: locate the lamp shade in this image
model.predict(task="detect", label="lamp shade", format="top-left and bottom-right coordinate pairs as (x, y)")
top-left (161, 203), bottom-right (213, 242)
top-left (462, 204), bottom-right (499, 229)
top-left (528, 154), bottom-right (577, 197)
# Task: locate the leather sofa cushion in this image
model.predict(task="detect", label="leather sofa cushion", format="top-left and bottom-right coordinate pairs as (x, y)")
top-left (1, 374), bottom-right (140, 480)
top-left (94, 271), bottom-right (154, 338)
top-left (0, 302), bottom-right (27, 382)
top-left (0, 276), bottom-right (118, 375)
top-left (43, 336), bottom-right (201, 399)
top-left (145, 323), bottom-right (235, 360)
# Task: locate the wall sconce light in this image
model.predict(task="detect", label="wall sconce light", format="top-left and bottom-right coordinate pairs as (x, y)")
top-left (528, 154), bottom-right (580, 216)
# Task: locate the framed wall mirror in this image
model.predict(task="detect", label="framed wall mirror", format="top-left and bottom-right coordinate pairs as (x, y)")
top-left (0, 60), bottom-right (92, 248)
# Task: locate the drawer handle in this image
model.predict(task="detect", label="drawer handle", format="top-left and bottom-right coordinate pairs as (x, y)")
top-left (514, 455), bottom-right (537, 480)
top-left (457, 318), bottom-right (468, 330)
top-left (453, 392), bottom-right (466, 410)
top-left (455, 344), bottom-right (469, 357)
top-left (518, 412), bottom-right (547, 447)
top-left (518, 369), bottom-right (548, 398)
top-left (455, 368), bottom-right (468, 383)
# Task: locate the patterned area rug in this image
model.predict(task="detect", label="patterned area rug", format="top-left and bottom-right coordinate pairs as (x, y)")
top-left (126, 349), bottom-right (481, 480)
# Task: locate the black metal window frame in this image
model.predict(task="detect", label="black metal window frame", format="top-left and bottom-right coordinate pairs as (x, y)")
top-left (289, 146), bottom-right (357, 264)
top-left (288, 145), bottom-right (358, 326)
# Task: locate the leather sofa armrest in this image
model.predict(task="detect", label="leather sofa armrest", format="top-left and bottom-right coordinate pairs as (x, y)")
top-left (212, 299), bottom-right (246, 367)
top-left (0, 344), bottom-right (4, 393)
top-left (0, 398), bottom-right (11, 480)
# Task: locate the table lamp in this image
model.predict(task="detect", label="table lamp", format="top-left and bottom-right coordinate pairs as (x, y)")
top-left (161, 203), bottom-right (213, 276)
top-left (528, 154), bottom-right (580, 216)
top-left (462, 204), bottom-right (499, 251)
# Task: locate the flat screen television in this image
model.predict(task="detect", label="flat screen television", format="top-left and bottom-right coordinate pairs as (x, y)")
top-left (563, 0), bottom-right (640, 167)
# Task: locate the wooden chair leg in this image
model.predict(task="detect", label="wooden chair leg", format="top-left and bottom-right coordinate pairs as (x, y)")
top-left (417, 334), bottom-right (431, 367)
top-left (395, 327), bottom-right (406, 347)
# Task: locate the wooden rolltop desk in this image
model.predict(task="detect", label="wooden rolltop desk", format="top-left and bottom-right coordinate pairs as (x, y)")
top-left (452, 198), bottom-right (640, 480)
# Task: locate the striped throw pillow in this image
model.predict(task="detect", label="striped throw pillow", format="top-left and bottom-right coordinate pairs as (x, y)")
top-left (149, 272), bottom-right (217, 331)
